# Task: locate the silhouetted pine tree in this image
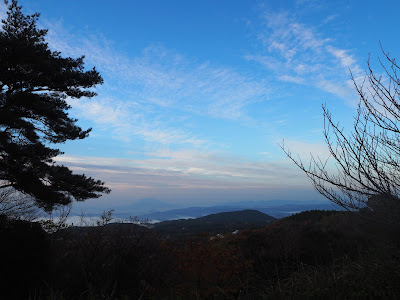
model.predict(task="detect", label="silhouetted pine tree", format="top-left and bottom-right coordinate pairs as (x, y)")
top-left (0, 0), bottom-right (110, 211)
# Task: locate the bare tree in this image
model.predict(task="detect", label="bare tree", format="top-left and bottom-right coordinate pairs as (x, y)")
top-left (40, 204), bottom-right (72, 233)
top-left (0, 187), bottom-right (41, 220)
top-left (282, 47), bottom-right (400, 220)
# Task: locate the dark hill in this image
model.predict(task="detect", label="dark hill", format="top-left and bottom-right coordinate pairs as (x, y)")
top-left (197, 209), bottom-right (275, 223)
top-left (152, 209), bottom-right (276, 238)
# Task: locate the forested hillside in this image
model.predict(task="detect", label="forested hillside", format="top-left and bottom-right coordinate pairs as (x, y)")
top-left (2, 209), bottom-right (400, 299)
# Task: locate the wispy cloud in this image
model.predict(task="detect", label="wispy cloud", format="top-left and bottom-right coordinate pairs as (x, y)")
top-left (55, 149), bottom-right (315, 205)
top-left (322, 14), bottom-right (338, 24)
top-left (281, 139), bottom-right (331, 163)
top-left (43, 21), bottom-right (272, 146)
top-left (46, 26), bottom-right (270, 114)
top-left (68, 96), bottom-right (206, 146)
top-left (127, 48), bottom-right (272, 121)
top-left (278, 75), bottom-right (305, 84)
top-left (247, 12), bottom-right (363, 104)
top-left (56, 149), bottom-right (310, 186)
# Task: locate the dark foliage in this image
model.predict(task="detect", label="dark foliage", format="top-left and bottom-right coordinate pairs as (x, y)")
top-left (0, 215), bottom-right (50, 299)
top-left (48, 222), bottom-right (174, 299)
top-left (2, 209), bottom-right (399, 299)
top-left (0, 0), bottom-right (110, 211)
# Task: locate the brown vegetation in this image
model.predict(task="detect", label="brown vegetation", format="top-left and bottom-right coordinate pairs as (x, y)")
top-left (1, 209), bottom-right (399, 299)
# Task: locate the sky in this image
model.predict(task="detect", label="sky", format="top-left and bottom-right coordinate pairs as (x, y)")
top-left (2, 0), bottom-right (400, 212)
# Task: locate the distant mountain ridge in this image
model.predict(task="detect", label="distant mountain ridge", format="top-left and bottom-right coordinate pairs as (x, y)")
top-left (125, 201), bottom-right (338, 221)
top-left (71, 200), bottom-right (339, 222)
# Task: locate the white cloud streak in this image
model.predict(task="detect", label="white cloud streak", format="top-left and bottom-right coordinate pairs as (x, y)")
top-left (55, 149), bottom-right (314, 205)
top-left (247, 12), bottom-right (363, 105)
top-left (43, 22), bottom-right (272, 147)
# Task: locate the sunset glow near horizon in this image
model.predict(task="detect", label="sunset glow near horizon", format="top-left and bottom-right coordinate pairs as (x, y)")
top-left (3, 0), bottom-right (400, 211)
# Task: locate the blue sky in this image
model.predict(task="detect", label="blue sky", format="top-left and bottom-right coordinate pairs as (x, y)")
top-left (2, 0), bottom-right (400, 211)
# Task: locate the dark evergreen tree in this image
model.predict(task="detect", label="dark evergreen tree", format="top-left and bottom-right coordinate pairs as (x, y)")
top-left (0, 0), bottom-right (110, 211)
